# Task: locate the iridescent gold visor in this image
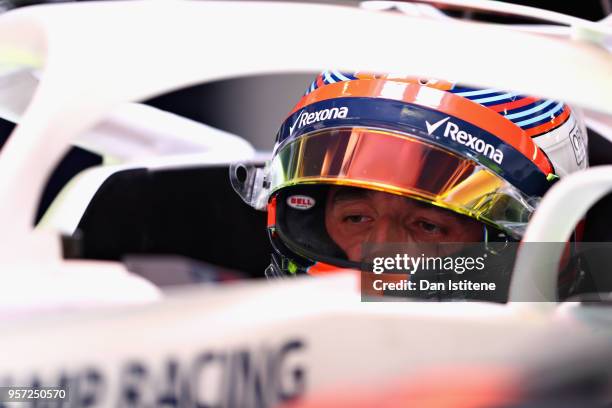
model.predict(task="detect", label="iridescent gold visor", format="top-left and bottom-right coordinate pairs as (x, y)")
top-left (232, 127), bottom-right (538, 237)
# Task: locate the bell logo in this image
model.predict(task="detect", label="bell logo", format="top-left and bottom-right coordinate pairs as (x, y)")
top-left (287, 195), bottom-right (316, 210)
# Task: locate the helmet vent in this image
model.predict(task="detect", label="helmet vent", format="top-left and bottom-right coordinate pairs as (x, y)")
top-left (234, 164), bottom-right (248, 184)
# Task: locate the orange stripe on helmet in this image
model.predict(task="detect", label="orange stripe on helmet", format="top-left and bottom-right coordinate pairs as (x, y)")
top-left (316, 74), bottom-right (325, 88)
top-left (354, 72), bottom-right (379, 80)
top-left (350, 73), bottom-right (454, 90)
top-left (289, 79), bottom-right (552, 175)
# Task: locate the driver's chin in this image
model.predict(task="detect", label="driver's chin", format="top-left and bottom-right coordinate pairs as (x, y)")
top-left (344, 246), bottom-right (363, 263)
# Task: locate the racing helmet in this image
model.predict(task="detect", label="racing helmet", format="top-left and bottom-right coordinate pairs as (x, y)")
top-left (231, 71), bottom-right (589, 278)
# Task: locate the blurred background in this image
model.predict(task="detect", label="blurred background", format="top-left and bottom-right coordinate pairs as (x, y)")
top-left (0, 0), bottom-right (610, 282)
top-left (1, 0), bottom-right (610, 153)
top-left (2, 0), bottom-right (611, 148)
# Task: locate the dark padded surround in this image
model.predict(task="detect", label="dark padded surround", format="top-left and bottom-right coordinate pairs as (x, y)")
top-left (575, 130), bottom-right (612, 296)
top-left (76, 166), bottom-right (271, 278)
top-left (584, 129), bottom-right (612, 242)
top-left (72, 130), bottom-right (612, 283)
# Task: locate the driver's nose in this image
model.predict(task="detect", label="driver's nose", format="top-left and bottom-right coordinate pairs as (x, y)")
top-left (367, 215), bottom-right (412, 245)
top-left (362, 216), bottom-right (415, 263)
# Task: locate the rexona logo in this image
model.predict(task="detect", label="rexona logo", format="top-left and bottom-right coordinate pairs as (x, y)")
top-left (425, 117), bottom-right (504, 165)
top-left (287, 195), bottom-right (316, 210)
top-left (289, 107), bottom-right (349, 136)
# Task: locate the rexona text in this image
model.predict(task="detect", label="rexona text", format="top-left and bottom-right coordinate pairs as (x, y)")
top-left (443, 121), bottom-right (504, 164)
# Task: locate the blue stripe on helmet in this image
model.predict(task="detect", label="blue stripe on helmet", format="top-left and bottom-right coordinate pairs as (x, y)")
top-left (515, 102), bottom-right (564, 127)
top-left (453, 88), bottom-right (503, 97)
top-left (331, 70), bottom-right (353, 82)
top-left (504, 100), bottom-right (555, 120)
top-left (471, 92), bottom-right (517, 104)
top-left (323, 71), bottom-right (336, 84)
top-left (503, 99), bottom-right (552, 116)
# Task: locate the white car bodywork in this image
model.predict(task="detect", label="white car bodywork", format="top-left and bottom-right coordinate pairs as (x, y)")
top-left (0, 0), bottom-right (611, 405)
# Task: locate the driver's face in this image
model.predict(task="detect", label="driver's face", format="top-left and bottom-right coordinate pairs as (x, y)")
top-left (325, 187), bottom-right (484, 261)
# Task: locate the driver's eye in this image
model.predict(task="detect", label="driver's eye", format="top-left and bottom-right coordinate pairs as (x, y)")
top-left (344, 215), bottom-right (372, 224)
top-left (417, 220), bottom-right (442, 234)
